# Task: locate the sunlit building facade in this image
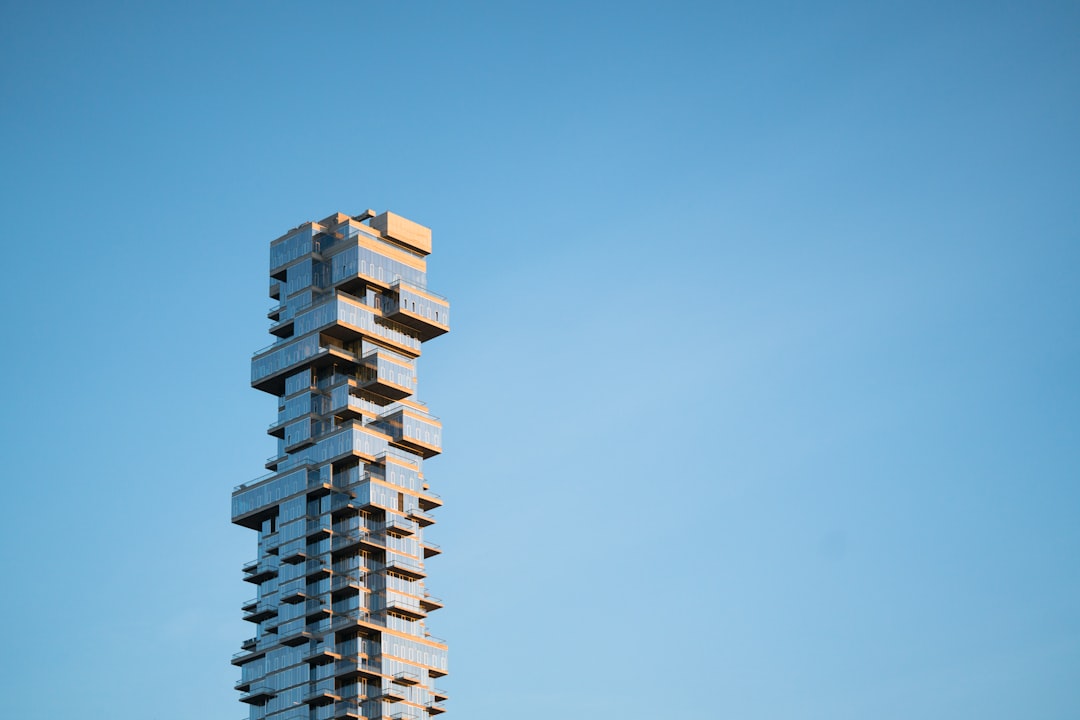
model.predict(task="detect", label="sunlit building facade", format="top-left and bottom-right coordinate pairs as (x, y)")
top-left (232, 210), bottom-right (450, 720)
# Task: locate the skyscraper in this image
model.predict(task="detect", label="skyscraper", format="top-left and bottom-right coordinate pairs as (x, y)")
top-left (232, 209), bottom-right (450, 720)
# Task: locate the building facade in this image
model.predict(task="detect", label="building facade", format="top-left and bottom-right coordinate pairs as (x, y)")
top-left (232, 210), bottom-right (450, 720)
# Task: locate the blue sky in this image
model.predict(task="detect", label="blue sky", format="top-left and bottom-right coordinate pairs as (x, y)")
top-left (1, 1), bottom-right (1079, 718)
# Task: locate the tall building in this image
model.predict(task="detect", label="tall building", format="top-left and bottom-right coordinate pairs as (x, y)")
top-left (232, 209), bottom-right (450, 720)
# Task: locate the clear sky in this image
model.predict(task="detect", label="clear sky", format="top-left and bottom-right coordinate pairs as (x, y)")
top-left (1, 1), bottom-right (1078, 718)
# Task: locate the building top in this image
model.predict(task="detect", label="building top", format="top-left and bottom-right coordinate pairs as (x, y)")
top-left (370, 211), bottom-right (432, 256)
top-left (270, 209), bottom-right (432, 257)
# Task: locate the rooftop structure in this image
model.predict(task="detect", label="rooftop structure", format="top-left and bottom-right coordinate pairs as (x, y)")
top-left (232, 209), bottom-right (450, 720)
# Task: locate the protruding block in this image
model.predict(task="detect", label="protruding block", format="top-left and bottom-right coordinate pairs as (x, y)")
top-left (371, 212), bottom-right (432, 255)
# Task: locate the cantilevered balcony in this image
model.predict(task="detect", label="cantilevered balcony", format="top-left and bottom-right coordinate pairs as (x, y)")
top-left (280, 587), bottom-right (312, 605)
top-left (386, 594), bottom-right (426, 620)
top-left (305, 647), bottom-right (342, 665)
top-left (305, 558), bottom-right (333, 579)
top-left (381, 408), bottom-right (442, 459)
top-left (417, 490), bottom-right (442, 512)
top-left (333, 656), bottom-right (382, 681)
top-left (281, 547), bottom-right (308, 565)
top-left (385, 515), bottom-right (416, 537)
top-left (407, 507), bottom-right (437, 528)
top-left (393, 671), bottom-right (421, 686)
top-left (331, 530), bottom-right (386, 555)
top-left (383, 280), bottom-right (450, 341)
top-left (243, 561), bottom-right (278, 584)
top-left (304, 598), bottom-right (332, 620)
top-left (306, 516), bottom-right (334, 540)
top-left (331, 573), bottom-right (364, 594)
top-left (330, 612), bottom-right (383, 636)
top-left (330, 492), bottom-right (364, 515)
top-left (332, 700), bottom-right (362, 720)
top-left (280, 629), bottom-right (315, 647)
top-left (303, 680), bottom-right (340, 706)
top-left (231, 647), bottom-right (265, 667)
top-left (292, 291), bottom-right (422, 362)
top-left (251, 334), bottom-right (331, 395)
top-left (269, 315), bottom-right (294, 338)
top-left (329, 381), bottom-right (377, 421)
top-left (423, 542), bottom-right (441, 559)
top-left (385, 554), bottom-right (425, 580)
top-left (354, 350), bottom-right (414, 400)
top-left (242, 602), bottom-right (277, 623)
top-left (239, 686), bottom-right (275, 705)
top-left (420, 595), bottom-right (444, 612)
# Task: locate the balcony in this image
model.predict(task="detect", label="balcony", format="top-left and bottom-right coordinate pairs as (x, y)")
top-left (330, 612), bottom-right (383, 636)
top-left (332, 700), bottom-right (362, 720)
top-left (303, 682), bottom-right (341, 706)
top-left (304, 598), bottom-right (332, 619)
top-left (382, 685), bottom-right (408, 702)
top-left (242, 602), bottom-right (277, 623)
top-left (231, 647), bottom-right (265, 666)
top-left (420, 595), bottom-right (444, 613)
top-left (280, 629), bottom-right (315, 647)
top-left (333, 656), bottom-right (382, 681)
top-left (385, 515), bottom-right (416, 537)
top-left (305, 558), bottom-right (333, 579)
top-left (393, 671), bottom-right (420, 686)
top-left (381, 408), bottom-right (442, 459)
top-left (239, 686), bottom-right (275, 705)
top-left (385, 595), bottom-right (426, 620)
top-left (280, 588), bottom-right (311, 604)
top-left (329, 381), bottom-right (385, 422)
top-left (269, 314), bottom-right (294, 338)
top-left (251, 333), bottom-right (333, 395)
top-left (331, 574), bottom-right (364, 594)
top-left (417, 491), bottom-right (442, 512)
top-left (305, 647), bottom-right (342, 665)
top-left (432, 688), bottom-right (449, 702)
top-left (330, 493), bottom-right (364, 514)
top-left (407, 508), bottom-right (436, 528)
top-left (332, 530), bottom-right (386, 555)
top-left (385, 555), bottom-right (425, 580)
top-left (308, 292), bottom-right (422, 359)
top-left (423, 542), bottom-right (441, 559)
top-left (306, 517), bottom-right (334, 540)
top-left (426, 701), bottom-right (447, 716)
top-left (355, 350), bottom-right (414, 401)
top-left (243, 561), bottom-right (278, 584)
top-left (384, 280), bottom-right (450, 341)
top-left (281, 547), bottom-right (308, 564)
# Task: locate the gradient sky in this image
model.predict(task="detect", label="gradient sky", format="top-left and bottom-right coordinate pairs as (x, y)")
top-left (2, 2), bottom-right (1079, 719)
